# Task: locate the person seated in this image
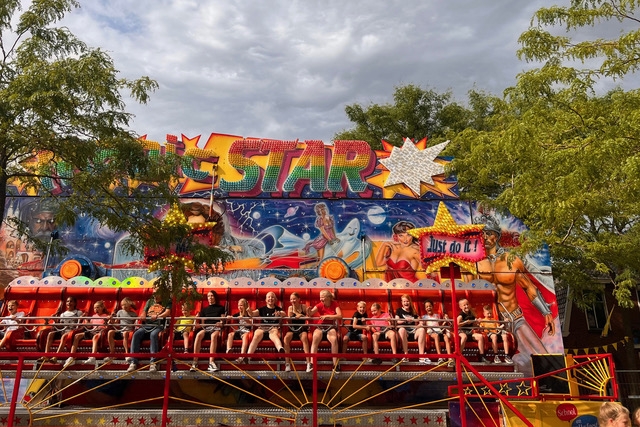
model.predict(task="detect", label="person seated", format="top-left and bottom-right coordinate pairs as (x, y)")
top-left (421, 299), bottom-right (453, 366)
top-left (174, 302), bottom-right (195, 354)
top-left (367, 302), bottom-right (397, 365)
top-left (308, 290), bottom-right (342, 373)
top-left (457, 299), bottom-right (488, 364)
top-left (191, 290), bottom-right (226, 372)
top-left (225, 298), bottom-right (252, 363)
top-left (128, 286), bottom-right (171, 373)
top-left (41, 296), bottom-right (84, 365)
top-left (246, 291), bottom-right (286, 363)
top-left (107, 297), bottom-right (138, 362)
top-left (283, 292), bottom-right (310, 372)
top-left (479, 304), bottom-right (513, 364)
top-left (341, 301), bottom-right (369, 360)
top-left (68, 300), bottom-right (110, 367)
top-left (0, 300), bottom-right (25, 350)
top-left (395, 294), bottom-right (426, 363)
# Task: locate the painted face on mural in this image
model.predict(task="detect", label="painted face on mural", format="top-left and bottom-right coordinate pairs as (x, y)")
top-left (30, 211), bottom-right (55, 238)
top-left (482, 230), bottom-right (499, 252)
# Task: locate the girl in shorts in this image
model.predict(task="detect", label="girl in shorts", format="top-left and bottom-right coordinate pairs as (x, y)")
top-left (283, 292), bottom-right (311, 372)
top-left (341, 301), bottom-right (369, 357)
top-left (107, 297), bottom-right (138, 361)
top-left (225, 298), bottom-right (252, 363)
top-left (68, 300), bottom-right (110, 367)
top-left (41, 296), bottom-right (84, 364)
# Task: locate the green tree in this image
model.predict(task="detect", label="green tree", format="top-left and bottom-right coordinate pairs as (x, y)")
top-left (448, 0), bottom-right (640, 309)
top-left (334, 84), bottom-right (482, 149)
top-left (0, 0), bottom-right (231, 300)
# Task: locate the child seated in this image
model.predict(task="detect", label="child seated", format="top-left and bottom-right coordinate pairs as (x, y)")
top-left (308, 290), bottom-right (342, 373)
top-left (457, 299), bottom-right (488, 364)
top-left (41, 296), bottom-right (84, 365)
top-left (69, 300), bottom-right (109, 367)
top-left (341, 301), bottom-right (369, 358)
top-left (283, 292), bottom-right (311, 372)
top-left (174, 303), bottom-right (195, 353)
top-left (366, 302), bottom-right (397, 364)
top-left (480, 304), bottom-right (513, 364)
top-left (421, 300), bottom-right (452, 366)
top-left (107, 297), bottom-right (138, 362)
top-left (0, 300), bottom-right (25, 350)
top-left (247, 291), bottom-right (286, 361)
top-left (395, 294), bottom-right (426, 363)
top-left (225, 298), bottom-right (252, 363)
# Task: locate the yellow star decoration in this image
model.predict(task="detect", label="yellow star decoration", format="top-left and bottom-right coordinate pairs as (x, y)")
top-left (355, 417), bottom-right (362, 424)
top-left (463, 387), bottom-right (474, 395)
top-left (195, 417), bottom-right (202, 425)
top-left (84, 418), bottom-right (92, 425)
top-left (408, 201), bottom-right (485, 275)
top-left (208, 417), bottom-right (216, 424)
top-left (58, 418), bottom-right (67, 425)
top-left (318, 417), bottom-right (324, 424)
top-left (223, 417), bottom-right (230, 424)
top-left (235, 417), bottom-right (242, 425)
top-left (182, 417), bottom-right (190, 424)
top-left (481, 386), bottom-right (491, 396)
top-left (517, 381), bottom-right (532, 396)
top-left (499, 383), bottom-right (512, 396)
top-left (368, 417), bottom-right (375, 425)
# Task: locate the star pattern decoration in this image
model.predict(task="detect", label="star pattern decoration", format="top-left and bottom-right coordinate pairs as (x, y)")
top-left (499, 382), bottom-right (513, 395)
top-left (379, 138), bottom-right (449, 196)
top-left (517, 381), bottom-right (532, 396)
top-left (463, 387), bottom-right (474, 395)
top-left (408, 201), bottom-right (486, 274)
top-left (481, 386), bottom-right (492, 396)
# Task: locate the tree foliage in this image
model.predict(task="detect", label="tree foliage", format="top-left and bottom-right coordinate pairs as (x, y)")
top-left (448, 0), bottom-right (640, 308)
top-left (0, 0), bottom-right (231, 301)
top-left (334, 84), bottom-right (490, 149)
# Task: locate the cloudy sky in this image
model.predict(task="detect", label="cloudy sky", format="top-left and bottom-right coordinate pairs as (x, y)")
top-left (59, 1), bottom-right (626, 144)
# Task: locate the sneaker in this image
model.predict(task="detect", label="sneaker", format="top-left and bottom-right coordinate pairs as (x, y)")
top-left (494, 355), bottom-right (501, 364)
top-left (83, 357), bottom-right (96, 365)
top-left (400, 357), bottom-right (409, 363)
top-left (285, 363), bottom-right (291, 372)
top-left (278, 347), bottom-right (285, 353)
top-left (480, 356), bottom-right (490, 364)
top-left (103, 357), bottom-right (113, 365)
top-left (447, 359), bottom-right (455, 368)
top-left (127, 362), bottom-right (137, 372)
top-left (64, 357), bottom-right (75, 367)
top-left (148, 363), bottom-right (157, 372)
top-left (125, 357), bottom-right (133, 363)
top-left (334, 364), bottom-right (341, 373)
top-left (234, 357), bottom-right (245, 364)
top-left (207, 363), bottom-right (219, 372)
top-left (372, 358), bottom-right (383, 365)
top-left (306, 363), bottom-right (313, 373)
top-left (419, 358), bottom-right (431, 365)
top-left (437, 358), bottom-right (445, 364)
top-left (504, 355), bottom-right (514, 365)
top-left (189, 363), bottom-right (197, 372)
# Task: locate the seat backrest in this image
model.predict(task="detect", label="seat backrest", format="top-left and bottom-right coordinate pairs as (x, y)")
top-left (335, 289), bottom-right (365, 323)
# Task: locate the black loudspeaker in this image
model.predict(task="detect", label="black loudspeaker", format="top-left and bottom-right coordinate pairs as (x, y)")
top-left (531, 354), bottom-right (570, 394)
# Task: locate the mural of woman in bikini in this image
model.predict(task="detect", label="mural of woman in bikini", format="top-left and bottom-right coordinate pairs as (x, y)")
top-left (302, 202), bottom-right (340, 262)
top-left (375, 220), bottom-right (422, 282)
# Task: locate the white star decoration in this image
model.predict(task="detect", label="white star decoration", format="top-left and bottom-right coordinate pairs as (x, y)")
top-left (379, 138), bottom-right (449, 195)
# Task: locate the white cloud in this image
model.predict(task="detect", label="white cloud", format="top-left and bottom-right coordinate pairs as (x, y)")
top-left (56, 0), bottom-right (636, 145)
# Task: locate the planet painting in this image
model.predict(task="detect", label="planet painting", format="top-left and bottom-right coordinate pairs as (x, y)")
top-left (366, 206), bottom-right (386, 225)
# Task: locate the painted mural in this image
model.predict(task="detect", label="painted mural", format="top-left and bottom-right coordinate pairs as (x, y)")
top-left (0, 133), bottom-right (562, 375)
